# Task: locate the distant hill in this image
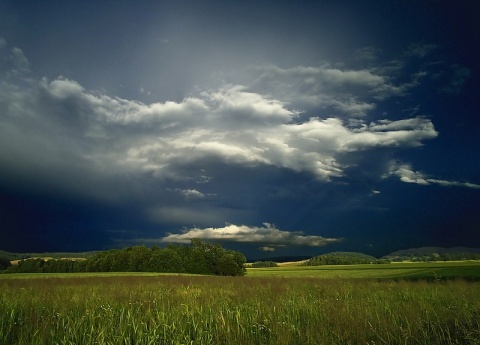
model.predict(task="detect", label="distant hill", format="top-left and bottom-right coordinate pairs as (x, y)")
top-left (304, 251), bottom-right (382, 266)
top-left (0, 250), bottom-right (99, 261)
top-left (384, 247), bottom-right (480, 262)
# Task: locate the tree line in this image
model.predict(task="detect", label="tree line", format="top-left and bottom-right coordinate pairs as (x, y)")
top-left (388, 252), bottom-right (480, 262)
top-left (2, 239), bottom-right (246, 276)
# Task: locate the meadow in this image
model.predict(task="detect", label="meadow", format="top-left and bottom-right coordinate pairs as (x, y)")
top-left (1, 262), bottom-right (480, 344)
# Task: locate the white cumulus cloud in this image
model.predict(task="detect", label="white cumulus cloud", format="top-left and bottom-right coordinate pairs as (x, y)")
top-left (158, 223), bottom-right (342, 247)
top-left (176, 188), bottom-right (206, 199)
top-left (0, 74), bottom-right (440, 196)
top-left (385, 162), bottom-right (480, 189)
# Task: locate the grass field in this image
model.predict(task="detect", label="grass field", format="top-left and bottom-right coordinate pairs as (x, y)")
top-left (1, 262), bottom-right (480, 344)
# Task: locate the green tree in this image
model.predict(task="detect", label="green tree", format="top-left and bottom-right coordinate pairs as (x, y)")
top-left (127, 246), bottom-right (150, 272)
top-left (148, 247), bottom-right (185, 273)
top-left (214, 252), bottom-right (246, 276)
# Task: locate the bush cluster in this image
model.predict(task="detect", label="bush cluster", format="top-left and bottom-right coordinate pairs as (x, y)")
top-left (303, 252), bottom-right (390, 266)
top-left (250, 261), bottom-right (278, 268)
top-left (4, 239), bottom-right (246, 276)
top-left (0, 257), bottom-right (11, 270)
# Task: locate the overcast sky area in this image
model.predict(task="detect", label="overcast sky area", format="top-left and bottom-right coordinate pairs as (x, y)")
top-left (1, 1), bottom-right (479, 258)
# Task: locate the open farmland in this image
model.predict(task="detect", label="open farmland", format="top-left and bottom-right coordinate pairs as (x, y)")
top-left (247, 261), bottom-right (480, 280)
top-left (1, 262), bottom-right (480, 344)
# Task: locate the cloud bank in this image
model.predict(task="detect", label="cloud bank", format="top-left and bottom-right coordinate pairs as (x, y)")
top-left (157, 223), bottom-right (342, 249)
top-left (0, 75), bottom-right (439, 194)
top-left (246, 63), bottom-right (425, 117)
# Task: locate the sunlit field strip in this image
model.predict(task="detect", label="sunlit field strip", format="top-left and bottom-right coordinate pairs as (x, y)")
top-left (246, 261), bottom-right (480, 280)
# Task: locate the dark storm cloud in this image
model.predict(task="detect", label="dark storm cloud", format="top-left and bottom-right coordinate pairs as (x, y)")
top-left (0, 1), bottom-right (479, 255)
top-left (0, 35), bottom-right (477, 251)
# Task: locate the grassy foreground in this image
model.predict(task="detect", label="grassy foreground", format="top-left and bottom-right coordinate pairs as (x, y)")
top-left (1, 273), bottom-right (480, 344)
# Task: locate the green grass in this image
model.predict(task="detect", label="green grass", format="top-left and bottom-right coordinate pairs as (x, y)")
top-left (1, 268), bottom-right (480, 344)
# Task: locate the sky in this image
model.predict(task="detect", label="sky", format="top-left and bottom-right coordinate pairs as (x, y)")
top-left (1, 0), bottom-right (479, 259)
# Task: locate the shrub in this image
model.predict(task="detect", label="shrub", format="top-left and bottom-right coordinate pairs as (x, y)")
top-left (0, 257), bottom-right (11, 271)
top-left (251, 261), bottom-right (278, 268)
